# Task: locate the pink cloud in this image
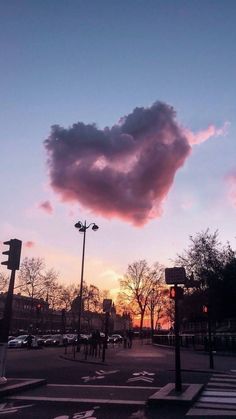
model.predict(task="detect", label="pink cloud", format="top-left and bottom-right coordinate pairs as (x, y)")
top-left (38, 200), bottom-right (53, 214)
top-left (24, 241), bottom-right (35, 248)
top-left (184, 122), bottom-right (229, 145)
top-left (44, 101), bottom-right (227, 226)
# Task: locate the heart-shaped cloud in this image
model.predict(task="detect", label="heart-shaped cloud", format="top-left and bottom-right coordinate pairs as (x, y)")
top-left (44, 101), bottom-right (225, 226)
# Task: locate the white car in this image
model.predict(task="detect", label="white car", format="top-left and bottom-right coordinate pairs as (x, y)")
top-left (108, 334), bottom-right (123, 343)
top-left (8, 335), bottom-right (38, 348)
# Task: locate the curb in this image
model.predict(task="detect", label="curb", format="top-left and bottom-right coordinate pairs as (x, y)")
top-left (0, 378), bottom-right (47, 397)
top-left (148, 382), bottom-right (204, 406)
top-left (60, 355), bottom-right (108, 366)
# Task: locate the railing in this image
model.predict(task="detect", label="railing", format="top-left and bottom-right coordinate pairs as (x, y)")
top-left (152, 333), bottom-right (236, 353)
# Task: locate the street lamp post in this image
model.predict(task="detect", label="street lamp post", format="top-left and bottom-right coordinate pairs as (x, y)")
top-left (150, 288), bottom-right (155, 339)
top-left (75, 220), bottom-right (99, 351)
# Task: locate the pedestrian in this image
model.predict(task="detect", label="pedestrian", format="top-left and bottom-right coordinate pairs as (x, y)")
top-left (26, 334), bottom-right (33, 349)
top-left (123, 331), bottom-right (128, 349)
top-left (127, 329), bottom-right (133, 348)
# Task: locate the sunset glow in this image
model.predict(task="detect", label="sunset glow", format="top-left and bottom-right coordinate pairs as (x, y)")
top-left (1, 1), bottom-right (235, 305)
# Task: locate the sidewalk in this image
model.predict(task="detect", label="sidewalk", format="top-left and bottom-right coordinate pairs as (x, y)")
top-left (60, 341), bottom-right (123, 365)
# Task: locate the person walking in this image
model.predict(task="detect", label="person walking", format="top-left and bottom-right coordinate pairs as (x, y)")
top-left (26, 334), bottom-right (33, 349)
top-left (127, 329), bottom-right (133, 348)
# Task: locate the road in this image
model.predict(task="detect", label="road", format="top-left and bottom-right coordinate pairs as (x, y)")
top-left (1, 340), bottom-right (236, 418)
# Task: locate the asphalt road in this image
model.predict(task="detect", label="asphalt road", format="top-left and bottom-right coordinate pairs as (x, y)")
top-left (2, 340), bottom-right (236, 418)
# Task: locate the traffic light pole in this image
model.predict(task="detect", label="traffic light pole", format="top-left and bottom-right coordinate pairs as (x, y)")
top-left (0, 269), bottom-right (16, 382)
top-left (0, 238), bottom-right (22, 383)
top-left (207, 306), bottom-right (214, 369)
top-left (174, 285), bottom-right (182, 392)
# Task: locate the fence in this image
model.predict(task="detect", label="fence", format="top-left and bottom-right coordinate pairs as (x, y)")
top-left (152, 333), bottom-right (236, 353)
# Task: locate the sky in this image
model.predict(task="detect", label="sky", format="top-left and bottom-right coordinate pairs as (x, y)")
top-left (1, 0), bottom-right (236, 299)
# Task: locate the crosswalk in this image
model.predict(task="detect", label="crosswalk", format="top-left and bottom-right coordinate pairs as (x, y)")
top-left (187, 370), bottom-right (236, 416)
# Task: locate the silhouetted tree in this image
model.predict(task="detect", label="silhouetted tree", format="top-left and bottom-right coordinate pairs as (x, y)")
top-left (119, 260), bottom-right (164, 332)
top-left (0, 270), bottom-right (8, 292)
top-left (17, 257), bottom-right (46, 300)
top-left (176, 229), bottom-right (236, 322)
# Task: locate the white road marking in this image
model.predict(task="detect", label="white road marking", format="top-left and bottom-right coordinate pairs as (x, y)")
top-left (208, 382), bottom-right (236, 388)
top-left (53, 416), bottom-right (69, 419)
top-left (127, 377), bottom-right (153, 383)
top-left (203, 390), bottom-right (236, 396)
top-left (199, 396), bottom-right (236, 403)
top-left (133, 371), bottom-right (155, 376)
top-left (82, 369), bottom-right (119, 383)
top-left (0, 402), bottom-right (33, 415)
top-left (187, 407), bottom-right (236, 416)
top-left (127, 371), bottom-right (155, 383)
top-left (8, 396), bottom-right (145, 405)
top-left (186, 372), bottom-right (236, 416)
top-left (210, 377), bottom-right (236, 383)
top-left (47, 384), bottom-right (160, 390)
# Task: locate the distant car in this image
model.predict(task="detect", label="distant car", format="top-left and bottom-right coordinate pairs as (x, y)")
top-left (41, 335), bottom-right (54, 346)
top-left (63, 334), bottom-right (77, 345)
top-left (35, 336), bottom-right (44, 347)
top-left (42, 334), bottom-right (64, 346)
top-left (108, 334), bottom-right (123, 343)
top-left (51, 334), bottom-right (64, 346)
top-left (78, 334), bottom-right (91, 344)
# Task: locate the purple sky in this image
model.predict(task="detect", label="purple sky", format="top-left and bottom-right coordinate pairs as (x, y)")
top-left (1, 0), bottom-right (235, 297)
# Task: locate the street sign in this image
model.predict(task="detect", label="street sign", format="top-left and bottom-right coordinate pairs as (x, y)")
top-left (165, 267), bottom-right (186, 285)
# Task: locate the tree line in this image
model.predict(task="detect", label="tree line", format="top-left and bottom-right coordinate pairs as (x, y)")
top-left (1, 228), bottom-right (235, 331)
top-left (117, 229), bottom-right (236, 331)
top-left (0, 257), bottom-right (109, 315)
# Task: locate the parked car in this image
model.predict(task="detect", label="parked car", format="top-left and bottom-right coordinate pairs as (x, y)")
top-left (41, 335), bottom-right (54, 346)
top-left (42, 334), bottom-right (65, 346)
top-left (51, 334), bottom-right (64, 346)
top-left (63, 334), bottom-right (77, 345)
top-left (78, 334), bottom-right (91, 344)
top-left (8, 335), bottom-right (38, 348)
top-left (108, 334), bottom-right (123, 343)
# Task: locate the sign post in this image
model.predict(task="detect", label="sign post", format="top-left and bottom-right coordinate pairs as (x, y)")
top-left (165, 267), bottom-right (186, 393)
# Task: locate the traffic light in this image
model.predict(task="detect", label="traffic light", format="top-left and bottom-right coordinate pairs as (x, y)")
top-left (170, 286), bottom-right (184, 300)
top-left (170, 286), bottom-right (176, 299)
top-left (1, 239), bottom-right (22, 270)
top-left (203, 305), bottom-right (208, 313)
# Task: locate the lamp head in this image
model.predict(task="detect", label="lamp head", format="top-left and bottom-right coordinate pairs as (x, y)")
top-left (92, 224), bottom-right (99, 231)
top-left (74, 221), bottom-right (82, 229)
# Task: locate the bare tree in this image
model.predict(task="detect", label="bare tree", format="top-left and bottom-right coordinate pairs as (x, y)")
top-left (147, 283), bottom-right (169, 333)
top-left (41, 268), bottom-right (61, 310)
top-left (17, 257), bottom-right (46, 300)
top-left (119, 260), bottom-right (164, 332)
top-left (61, 284), bottom-right (79, 311)
top-left (0, 270), bottom-right (8, 292)
top-left (84, 284), bottom-right (101, 312)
